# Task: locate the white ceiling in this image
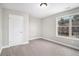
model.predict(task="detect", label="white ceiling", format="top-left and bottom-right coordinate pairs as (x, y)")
top-left (0, 3), bottom-right (79, 18)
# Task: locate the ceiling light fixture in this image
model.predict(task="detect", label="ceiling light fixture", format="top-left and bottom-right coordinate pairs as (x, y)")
top-left (40, 3), bottom-right (47, 7)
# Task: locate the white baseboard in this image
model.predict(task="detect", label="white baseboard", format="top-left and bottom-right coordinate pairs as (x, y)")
top-left (2, 41), bottom-right (29, 49)
top-left (42, 37), bottom-right (79, 50)
top-left (30, 37), bottom-right (42, 40)
top-left (0, 41), bottom-right (29, 55)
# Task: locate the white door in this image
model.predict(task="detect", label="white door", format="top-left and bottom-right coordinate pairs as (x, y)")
top-left (9, 14), bottom-right (24, 46)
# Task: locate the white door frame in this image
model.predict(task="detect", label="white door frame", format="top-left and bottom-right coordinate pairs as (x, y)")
top-left (9, 14), bottom-right (25, 46)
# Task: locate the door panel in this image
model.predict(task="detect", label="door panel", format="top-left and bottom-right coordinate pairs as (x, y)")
top-left (9, 14), bottom-right (24, 46)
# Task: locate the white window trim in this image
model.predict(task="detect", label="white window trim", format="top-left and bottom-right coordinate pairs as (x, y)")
top-left (56, 13), bottom-right (79, 40)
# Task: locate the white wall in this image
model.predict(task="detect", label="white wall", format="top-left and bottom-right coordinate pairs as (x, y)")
top-left (42, 7), bottom-right (79, 48)
top-left (2, 8), bottom-right (29, 47)
top-left (29, 16), bottom-right (42, 40)
top-left (0, 7), bottom-right (2, 47)
top-left (1, 8), bottom-right (42, 47)
top-left (42, 16), bottom-right (56, 39)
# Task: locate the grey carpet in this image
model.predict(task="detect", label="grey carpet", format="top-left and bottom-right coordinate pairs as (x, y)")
top-left (1, 39), bottom-right (79, 56)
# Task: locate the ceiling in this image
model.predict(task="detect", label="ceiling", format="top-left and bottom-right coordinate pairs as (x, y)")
top-left (0, 3), bottom-right (79, 18)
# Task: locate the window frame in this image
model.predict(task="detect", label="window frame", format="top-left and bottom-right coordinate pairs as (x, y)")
top-left (56, 13), bottom-right (79, 40)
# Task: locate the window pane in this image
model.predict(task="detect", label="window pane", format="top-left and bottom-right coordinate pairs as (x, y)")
top-left (58, 16), bottom-right (70, 26)
top-left (72, 15), bottom-right (79, 26)
top-left (72, 15), bottom-right (79, 38)
top-left (58, 27), bottom-right (69, 36)
top-left (72, 27), bottom-right (79, 38)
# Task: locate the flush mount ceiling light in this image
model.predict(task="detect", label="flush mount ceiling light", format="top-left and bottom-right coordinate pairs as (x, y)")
top-left (40, 3), bottom-right (47, 7)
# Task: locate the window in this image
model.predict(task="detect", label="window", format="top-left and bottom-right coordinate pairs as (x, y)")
top-left (56, 14), bottom-right (79, 40)
top-left (72, 15), bottom-right (79, 38)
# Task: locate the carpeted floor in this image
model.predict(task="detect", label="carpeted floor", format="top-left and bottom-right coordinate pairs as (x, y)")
top-left (1, 39), bottom-right (79, 56)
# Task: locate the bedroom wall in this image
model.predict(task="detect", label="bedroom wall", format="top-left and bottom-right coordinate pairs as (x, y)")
top-left (0, 7), bottom-right (2, 47)
top-left (29, 16), bottom-right (42, 40)
top-left (2, 8), bottom-right (29, 46)
top-left (42, 7), bottom-right (79, 48)
top-left (1, 8), bottom-right (42, 47)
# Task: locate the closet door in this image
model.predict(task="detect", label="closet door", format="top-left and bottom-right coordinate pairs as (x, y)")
top-left (9, 14), bottom-right (24, 46)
